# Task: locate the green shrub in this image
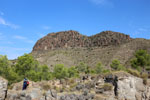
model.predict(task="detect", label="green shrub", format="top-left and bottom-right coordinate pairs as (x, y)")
top-left (68, 66), bottom-right (79, 78)
top-left (103, 69), bottom-right (111, 73)
top-left (95, 62), bottom-right (103, 74)
top-left (53, 64), bottom-right (69, 79)
top-left (76, 62), bottom-right (89, 73)
top-left (131, 50), bottom-right (150, 71)
top-left (110, 59), bottom-right (125, 71)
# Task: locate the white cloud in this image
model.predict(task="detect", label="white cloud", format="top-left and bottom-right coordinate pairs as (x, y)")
top-left (0, 17), bottom-right (19, 29)
top-left (89, 0), bottom-right (114, 7)
top-left (42, 25), bottom-right (51, 30)
top-left (13, 35), bottom-right (34, 44)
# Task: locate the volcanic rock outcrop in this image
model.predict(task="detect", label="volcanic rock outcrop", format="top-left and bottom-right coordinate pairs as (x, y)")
top-left (33, 30), bottom-right (131, 51)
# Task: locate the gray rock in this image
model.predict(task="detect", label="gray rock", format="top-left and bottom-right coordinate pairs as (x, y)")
top-left (0, 77), bottom-right (8, 100)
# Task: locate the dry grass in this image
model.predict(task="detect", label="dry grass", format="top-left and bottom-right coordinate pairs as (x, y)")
top-left (126, 68), bottom-right (141, 77)
top-left (102, 83), bottom-right (113, 91)
top-left (42, 83), bottom-right (51, 91)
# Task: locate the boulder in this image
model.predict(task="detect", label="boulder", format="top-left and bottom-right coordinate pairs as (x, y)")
top-left (0, 77), bottom-right (8, 100)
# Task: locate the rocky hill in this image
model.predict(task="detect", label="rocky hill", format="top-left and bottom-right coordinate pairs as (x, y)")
top-left (31, 30), bottom-right (150, 68)
top-left (33, 30), bottom-right (131, 51)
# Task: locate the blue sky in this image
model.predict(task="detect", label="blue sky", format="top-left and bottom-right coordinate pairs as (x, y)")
top-left (0, 0), bottom-right (150, 59)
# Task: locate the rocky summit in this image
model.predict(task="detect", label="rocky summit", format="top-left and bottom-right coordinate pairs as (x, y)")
top-left (31, 30), bottom-right (150, 68)
top-left (33, 30), bottom-right (131, 51)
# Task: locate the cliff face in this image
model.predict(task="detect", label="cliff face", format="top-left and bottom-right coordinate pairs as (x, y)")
top-left (33, 30), bottom-right (132, 51)
top-left (1, 72), bottom-right (150, 100)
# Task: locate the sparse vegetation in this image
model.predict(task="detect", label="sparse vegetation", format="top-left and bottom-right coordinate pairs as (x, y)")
top-left (1, 49), bottom-right (150, 85)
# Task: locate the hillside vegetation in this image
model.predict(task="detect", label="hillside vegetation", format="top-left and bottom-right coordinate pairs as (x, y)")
top-left (1, 49), bottom-right (150, 85)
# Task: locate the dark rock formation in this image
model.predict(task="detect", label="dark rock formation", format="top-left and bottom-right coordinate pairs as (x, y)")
top-left (33, 30), bottom-right (132, 51)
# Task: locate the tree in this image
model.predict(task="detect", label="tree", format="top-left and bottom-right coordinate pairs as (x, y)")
top-left (68, 66), bottom-right (79, 78)
top-left (110, 59), bottom-right (124, 70)
top-left (0, 55), bottom-right (10, 76)
top-left (76, 62), bottom-right (88, 73)
top-left (131, 50), bottom-right (150, 71)
top-left (53, 64), bottom-right (69, 79)
top-left (15, 53), bottom-right (39, 77)
top-left (95, 62), bottom-right (103, 74)
top-left (39, 65), bottom-right (53, 80)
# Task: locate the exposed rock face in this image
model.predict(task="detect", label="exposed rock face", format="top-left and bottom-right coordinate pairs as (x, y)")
top-left (118, 76), bottom-right (149, 100)
top-left (33, 30), bottom-right (132, 51)
top-left (2, 72), bottom-right (150, 100)
top-left (0, 77), bottom-right (8, 100)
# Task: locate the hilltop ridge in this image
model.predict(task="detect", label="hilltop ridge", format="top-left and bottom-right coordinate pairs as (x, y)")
top-left (33, 30), bottom-right (132, 51)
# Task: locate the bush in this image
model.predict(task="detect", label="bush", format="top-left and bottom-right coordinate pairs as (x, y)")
top-left (0, 55), bottom-right (20, 85)
top-left (68, 66), bottom-right (79, 78)
top-left (131, 50), bottom-right (150, 71)
top-left (53, 64), bottom-right (69, 79)
top-left (103, 69), bottom-right (111, 73)
top-left (76, 62), bottom-right (89, 73)
top-left (95, 62), bottom-right (103, 74)
top-left (110, 59), bottom-right (125, 71)
top-left (0, 55), bottom-right (10, 76)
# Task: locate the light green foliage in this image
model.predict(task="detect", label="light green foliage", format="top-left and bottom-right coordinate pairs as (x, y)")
top-left (76, 62), bottom-right (89, 73)
top-left (95, 62), bottom-right (103, 74)
top-left (110, 59), bottom-right (125, 70)
top-left (0, 55), bottom-right (20, 85)
top-left (53, 64), bottom-right (69, 79)
top-left (131, 50), bottom-right (150, 71)
top-left (15, 53), bottom-right (38, 76)
top-left (0, 55), bottom-right (10, 75)
top-left (68, 66), bottom-right (79, 78)
top-left (0, 54), bottom-right (53, 85)
top-left (39, 65), bottom-right (53, 80)
top-left (14, 54), bottom-right (53, 81)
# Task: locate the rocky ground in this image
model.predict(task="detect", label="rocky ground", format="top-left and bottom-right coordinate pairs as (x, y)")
top-left (1, 71), bottom-right (150, 100)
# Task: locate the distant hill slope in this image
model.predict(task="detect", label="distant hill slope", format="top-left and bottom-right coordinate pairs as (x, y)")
top-left (31, 30), bottom-right (150, 68)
